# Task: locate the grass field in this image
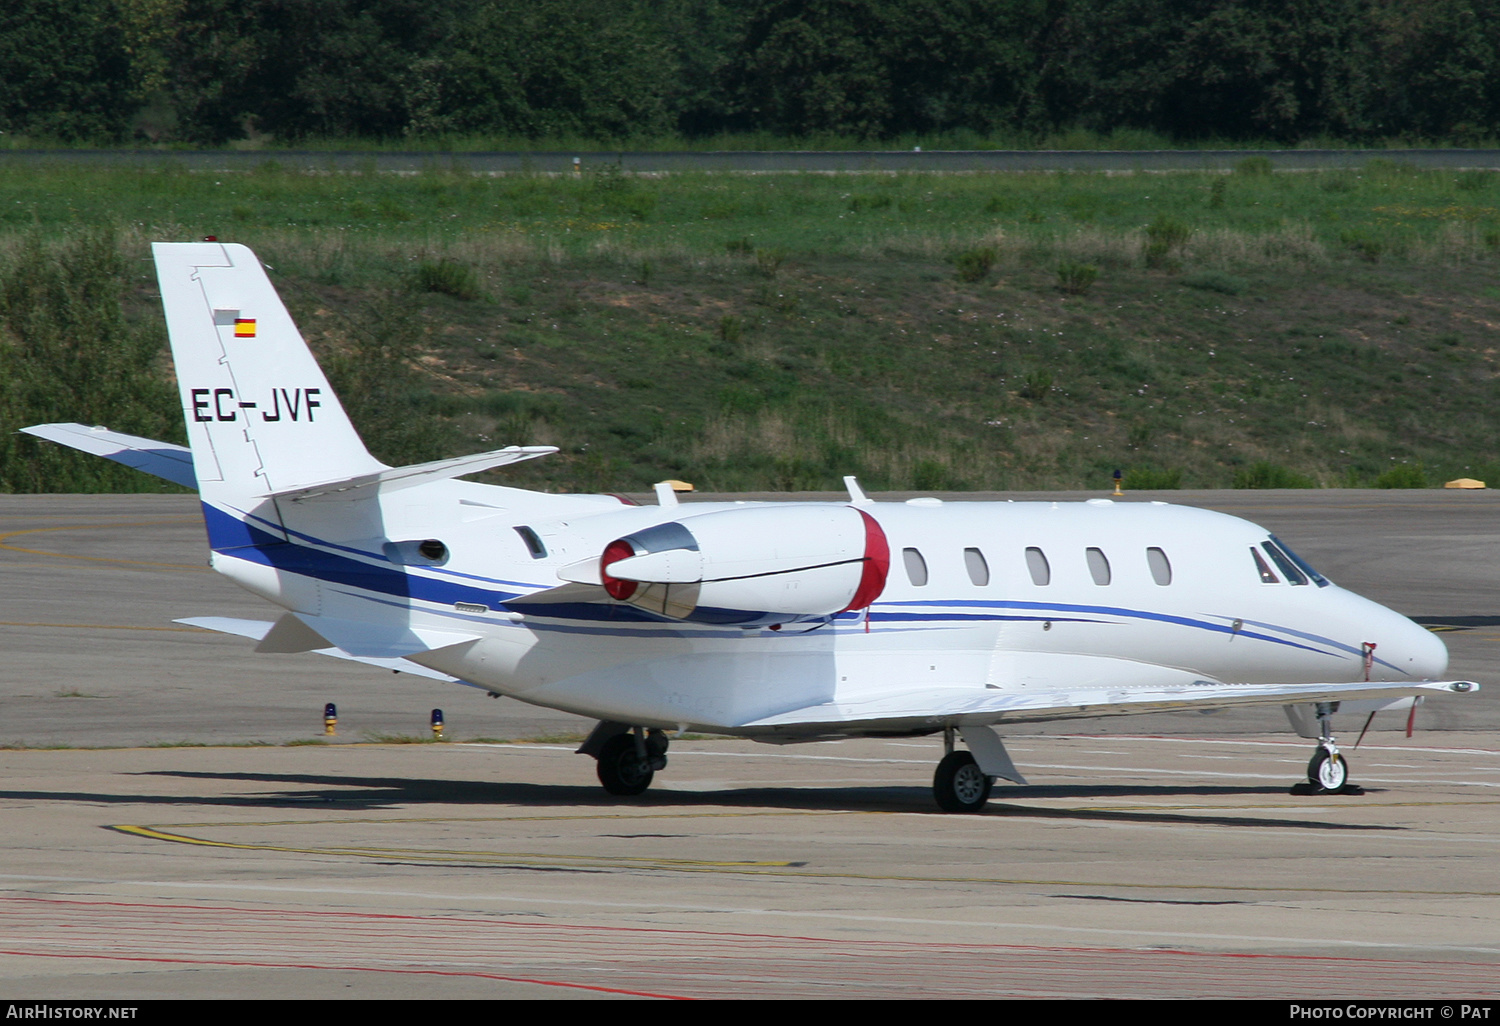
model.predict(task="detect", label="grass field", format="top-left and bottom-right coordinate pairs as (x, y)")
top-left (4, 159), bottom-right (1500, 493)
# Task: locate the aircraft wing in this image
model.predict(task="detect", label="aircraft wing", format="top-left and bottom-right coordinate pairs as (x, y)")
top-left (21, 423), bottom-right (195, 488)
top-left (175, 616), bottom-right (472, 684)
top-left (739, 676), bottom-right (1478, 734)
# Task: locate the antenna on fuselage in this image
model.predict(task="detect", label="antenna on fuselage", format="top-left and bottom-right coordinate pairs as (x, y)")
top-left (844, 475), bottom-right (871, 504)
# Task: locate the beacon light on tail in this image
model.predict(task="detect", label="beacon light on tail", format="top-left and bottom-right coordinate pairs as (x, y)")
top-left (21, 241), bottom-right (1479, 813)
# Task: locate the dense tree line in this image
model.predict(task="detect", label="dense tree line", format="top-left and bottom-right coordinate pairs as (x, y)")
top-left (6, 0), bottom-right (1500, 144)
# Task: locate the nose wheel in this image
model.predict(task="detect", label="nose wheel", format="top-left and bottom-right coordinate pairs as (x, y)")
top-left (1307, 747), bottom-right (1348, 790)
top-left (1291, 704), bottom-right (1364, 795)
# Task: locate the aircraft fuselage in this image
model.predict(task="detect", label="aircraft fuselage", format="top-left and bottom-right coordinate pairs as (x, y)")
top-left (206, 488), bottom-right (1446, 737)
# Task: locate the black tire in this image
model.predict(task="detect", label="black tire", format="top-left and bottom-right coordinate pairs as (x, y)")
top-left (1308, 748), bottom-right (1348, 791)
top-left (597, 733), bottom-right (654, 796)
top-left (933, 751), bottom-right (992, 813)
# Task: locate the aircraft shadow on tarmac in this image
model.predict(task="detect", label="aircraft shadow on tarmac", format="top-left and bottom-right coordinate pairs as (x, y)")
top-left (0, 769), bottom-right (1389, 832)
top-left (1412, 615), bottom-right (1500, 630)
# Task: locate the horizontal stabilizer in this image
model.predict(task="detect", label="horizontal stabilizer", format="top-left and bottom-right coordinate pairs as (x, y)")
top-left (273, 614), bottom-right (479, 659)
top-left (175, 616), bottom-right (465, 683)
top-left (740, 677), bottom-right (1478, 733)
top-left (22, 423), bottom-right (196, 488)
top-left (176, 616), bottom-right (275, 642)
top-left (266, 446), bottom-right (558, 501)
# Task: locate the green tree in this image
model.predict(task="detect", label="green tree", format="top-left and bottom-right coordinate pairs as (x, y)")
top-left (404, 0), bottom-right (675, 140)
top-left (1068, 0), bottom-right (1372, 141)
top-left (1360, 0), bottom-right (1500, 141)
top-left (169, 0), bottom-right (467, 142)
top-left (726, 0), bottom-right (1046, 137)
top-left (651, 0), bottom-right (756, 137)
top-left (0, 0), bottom-right (140, 140)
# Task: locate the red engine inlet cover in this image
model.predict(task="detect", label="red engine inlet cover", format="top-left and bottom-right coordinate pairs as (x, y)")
top-left (843, 508), bottom-right (890, 611)
top-left (600, 538), bottom-right (639, 600)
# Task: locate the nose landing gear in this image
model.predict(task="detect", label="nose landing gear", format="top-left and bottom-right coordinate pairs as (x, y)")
top-left (1307, 745), bottom-right (1348, 791)
top-left (1291, 703), bottom-right (1364, 795)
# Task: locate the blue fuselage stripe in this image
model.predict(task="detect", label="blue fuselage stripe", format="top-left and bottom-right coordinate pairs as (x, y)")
top-left (204, 503), bottom-right (519, 608)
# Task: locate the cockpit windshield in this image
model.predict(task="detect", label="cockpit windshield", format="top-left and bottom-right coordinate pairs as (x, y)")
top-left (1268, 536), bottom-right (1330, 587)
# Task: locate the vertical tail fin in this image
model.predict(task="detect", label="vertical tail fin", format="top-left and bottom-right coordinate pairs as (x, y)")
top-left (153, 242), bottom-right (386, 509)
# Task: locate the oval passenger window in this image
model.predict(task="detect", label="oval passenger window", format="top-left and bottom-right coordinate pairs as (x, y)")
top-left (903, 547), bottom-right (928, 587)
top-left (1146, 547), bottom-right (1172, 585)
top-left (1086, 547), bottom-right (1111, 585)
top-left (964, 547), bottom-right (989, 586)
top-left (1025, 546), bottom-right (1050, 586)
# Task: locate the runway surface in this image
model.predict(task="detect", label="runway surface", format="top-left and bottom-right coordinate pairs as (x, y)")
top-left (1, 490), bottom-right (1498, 998)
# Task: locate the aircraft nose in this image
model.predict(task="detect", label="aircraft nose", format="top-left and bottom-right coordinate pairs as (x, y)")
top-left (1379, 611), bottom-right (1449, 680)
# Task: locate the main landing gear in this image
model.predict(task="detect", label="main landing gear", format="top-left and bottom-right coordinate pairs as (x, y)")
top-left (930, 726), bottom-right (1015, 813)
top-left (582, 723), bottom-right (669, 797)
top-left (1291, 702), bottom-right (1363, 796)
top-left (933, 750), bottom-right (993, 813)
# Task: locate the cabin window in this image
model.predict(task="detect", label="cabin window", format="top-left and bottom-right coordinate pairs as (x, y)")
top-left (1086, 547), bottom-right (1111, 585)
top-left (903, 547), bottom-right (929, 586)
top-left (1270, 536), bottom-right (1330, 587)
top-left (514, 525), bottom-right (547, 559)
top-left (1261, 541), bottom-right (1308, 585)
top-left (964, 547), bottom-right (990, 586)
top-left (1025, 546), bottom-right (1050, 586)
top-left (1146, 547), bottom-right (1172, 585)
top-left (1251, 547), bottom-right (1279, 584)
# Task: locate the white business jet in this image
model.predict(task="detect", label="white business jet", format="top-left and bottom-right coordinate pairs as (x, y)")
top-left (24, 242), bottom-right (1476, 811)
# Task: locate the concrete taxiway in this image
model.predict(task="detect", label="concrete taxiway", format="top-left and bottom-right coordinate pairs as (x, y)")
top-left (1, 491), bottom-right (1498, 998)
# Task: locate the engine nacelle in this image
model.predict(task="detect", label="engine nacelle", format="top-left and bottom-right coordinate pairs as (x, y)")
top-left (599, 505), bottom-right (888, 626)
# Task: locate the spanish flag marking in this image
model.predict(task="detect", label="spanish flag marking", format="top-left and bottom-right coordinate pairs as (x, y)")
top-left (234, 318), bottom-right (257, 338)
